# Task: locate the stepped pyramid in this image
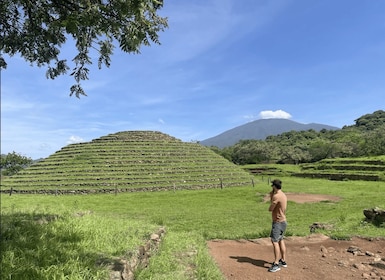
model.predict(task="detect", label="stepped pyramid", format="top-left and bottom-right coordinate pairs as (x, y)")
top-left (1, 131), bottom-right (254, 194)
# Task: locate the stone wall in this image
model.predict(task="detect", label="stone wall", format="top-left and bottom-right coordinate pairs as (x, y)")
top-left (109, 227), bottom-right (166, 280)
top-left (2, 182), bottom-right (246, 195)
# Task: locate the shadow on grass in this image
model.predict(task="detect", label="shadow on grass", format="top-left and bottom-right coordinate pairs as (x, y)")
top-left (0, 212), bottom-right (109, 279)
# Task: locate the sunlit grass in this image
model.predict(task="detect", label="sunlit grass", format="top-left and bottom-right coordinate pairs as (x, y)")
top-left (135, 231), bottom-right (224, 280)
top-left (1, 176), bottom-right (384, 279)
top-left (0, 208), bottom-right (158, 280)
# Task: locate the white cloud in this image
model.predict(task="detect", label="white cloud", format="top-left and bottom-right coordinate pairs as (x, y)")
top-left (67, 135), bottom-right (85, 144)
top-left (259, 110), bottom-right (292, 119)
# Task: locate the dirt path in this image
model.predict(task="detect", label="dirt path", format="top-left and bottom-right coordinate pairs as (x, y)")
top-left (207, 194), bottom-right (385, 280)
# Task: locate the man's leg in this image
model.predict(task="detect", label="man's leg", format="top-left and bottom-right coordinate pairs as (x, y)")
top-left (268, 241), bottom-right (282, 272)
top-left (279, 239), bottom-right (286, 262)
top-left (272, 241), bottom-right (280, 264)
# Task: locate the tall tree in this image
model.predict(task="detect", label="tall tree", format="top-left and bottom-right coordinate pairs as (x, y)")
top-left (1, 152), bottom-right (33, 176)
top-left (0, 0), bottom-right (168, 97)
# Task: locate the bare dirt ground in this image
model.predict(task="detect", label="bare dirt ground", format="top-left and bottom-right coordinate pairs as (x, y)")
top-left (207, 193), bottom-right (385, 280)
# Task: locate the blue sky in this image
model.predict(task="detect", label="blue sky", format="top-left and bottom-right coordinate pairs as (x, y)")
top-left (1, 0), bottom-right (385, 159)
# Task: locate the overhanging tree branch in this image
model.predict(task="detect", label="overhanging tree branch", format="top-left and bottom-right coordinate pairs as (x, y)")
top-left (0, 0), bottom-right (168, 98)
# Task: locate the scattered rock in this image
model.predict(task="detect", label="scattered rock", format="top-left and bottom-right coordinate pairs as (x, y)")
top-left (338, 260), bottom-right (350, 267)
top-left (320, 245), bottom-right (328, 253)
top-left (150, 233), bottom-right (160, 241)
top-left (366, 251), bottom-right (375, 256)
top-left (370, 262), bottom-right (385, 270)
top-left (348, 246), bottom-right (362, 255)
top-left (353, 263), bottom-right (368, 271)
top-left (363, 207), bottom-right (385, 224)
top-left (309, 222), bottom-right (333, 233)
top-left (327, 247), bottom-right (336, 253)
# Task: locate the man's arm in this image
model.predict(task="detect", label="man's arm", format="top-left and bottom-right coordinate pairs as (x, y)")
top-left (269, 197), bottom-right (277, 212)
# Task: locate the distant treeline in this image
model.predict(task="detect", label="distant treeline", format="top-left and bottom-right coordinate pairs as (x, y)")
top-left (210, 110), bottom-right (385, 164)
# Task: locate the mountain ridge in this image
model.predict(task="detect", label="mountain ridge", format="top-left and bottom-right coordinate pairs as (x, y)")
top-left (200, 118), bottom-right (340, 148)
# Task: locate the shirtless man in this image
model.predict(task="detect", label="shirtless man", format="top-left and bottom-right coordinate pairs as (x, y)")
top-left (268, 179), bottom-right (288, 272)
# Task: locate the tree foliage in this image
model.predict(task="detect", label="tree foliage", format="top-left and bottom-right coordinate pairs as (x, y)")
top-left (354, 110), bottom-right (385, 130)
top-left (231, 140), bottom-right (276, 164)
top-left (211, 110), bottom-right (385, 164)
top-left (0, 0), bottom-right (168, 97)
top-left (1, 152), bottom-right (33, 176)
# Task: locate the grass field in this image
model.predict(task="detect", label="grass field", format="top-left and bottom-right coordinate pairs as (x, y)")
top-left (1, 176), bottom-right (385, 279)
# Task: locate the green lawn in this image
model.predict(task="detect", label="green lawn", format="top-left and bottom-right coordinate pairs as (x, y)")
top-left (1, 176), bottom-right (384, 279)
